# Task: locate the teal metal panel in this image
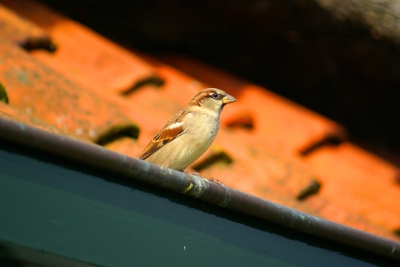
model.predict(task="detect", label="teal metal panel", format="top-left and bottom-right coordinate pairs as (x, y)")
top-left (0, 142), bottom-right (396, 267)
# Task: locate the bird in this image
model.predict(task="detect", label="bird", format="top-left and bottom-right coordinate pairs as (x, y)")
top-left (139, 88), bottom-right (236, 171)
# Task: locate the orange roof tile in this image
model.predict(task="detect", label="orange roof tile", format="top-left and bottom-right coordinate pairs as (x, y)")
top-left (0, 4), bottom-right (52, 49)
top-left (158, 54), bottom-right (348, 154)
top-left (2, 0), bottom-right (157, 93)
top-left (0, 38), bottom-right (138, 143)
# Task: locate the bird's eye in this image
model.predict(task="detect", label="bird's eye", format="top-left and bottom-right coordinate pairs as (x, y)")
top-left (211, 92), bottom-right (219, 99)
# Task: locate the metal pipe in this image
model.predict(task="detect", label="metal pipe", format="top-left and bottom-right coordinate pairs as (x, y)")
top-left (0, 117), bottom-right (399, 261)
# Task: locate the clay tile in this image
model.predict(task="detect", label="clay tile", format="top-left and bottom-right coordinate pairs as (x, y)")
top-left (0, 40), bottom-right (139, 143)
top-left (0, 102), bottom-right (87, 142)
top-left (304, 142), bottom-right (400, 235)
top-left (2, 0), bottom-right (158, 94)
top-left (159, 54), bottom-right (347, 154)
top-left (0, 4), bottom-right (56, 51)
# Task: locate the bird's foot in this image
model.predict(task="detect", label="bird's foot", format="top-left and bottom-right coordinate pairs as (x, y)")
top-left (184, 170), bottom-right (200, 176)
top-left (206, 177), bottom-right (222, 185)
top-left (183, 171), bottom-right (222, 185)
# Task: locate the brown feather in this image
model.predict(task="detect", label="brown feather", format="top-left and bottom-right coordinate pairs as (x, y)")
top-left (139, 110), bottom-right (188, 160)
top-left (188, 89), bottom-right (214, 107)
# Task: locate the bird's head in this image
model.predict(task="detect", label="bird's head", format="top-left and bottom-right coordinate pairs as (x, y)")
top-left (188, 88), bottom-right (236, 113)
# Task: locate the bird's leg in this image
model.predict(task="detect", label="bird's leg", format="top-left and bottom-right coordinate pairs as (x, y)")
top-left (184, 170), bottom-right (200, 176)
top-left (183, 170), bottom-right (222, 185)
top-left (206, 177), bottom-right (222, 185)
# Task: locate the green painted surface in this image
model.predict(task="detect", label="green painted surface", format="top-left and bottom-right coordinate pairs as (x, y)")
top-left (0, 143), bottom-right (395, 267)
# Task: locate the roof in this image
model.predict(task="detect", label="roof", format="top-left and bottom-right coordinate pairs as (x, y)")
top-left (0, 0), bottom-right (400, 258)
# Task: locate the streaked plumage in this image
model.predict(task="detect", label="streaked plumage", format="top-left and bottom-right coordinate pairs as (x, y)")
top-left (140, 88), bottom-right (236, 171)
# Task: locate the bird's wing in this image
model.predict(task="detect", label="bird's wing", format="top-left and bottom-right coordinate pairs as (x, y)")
top-left (139, 110), bottom-right (188, 160)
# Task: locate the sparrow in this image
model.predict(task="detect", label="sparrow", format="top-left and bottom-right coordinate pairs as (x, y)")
top-left (139, 88), bottom-right (236, 171)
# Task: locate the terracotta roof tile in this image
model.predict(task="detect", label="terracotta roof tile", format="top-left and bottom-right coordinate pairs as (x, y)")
top-left (0, 4), bottom-right (54, 51)
top-left (0, 101), bottom-right (86, 142)
top-left (0, 0), bottom-right (399, 243)
top-left (158, 55), bottom-right (348, 153)
top-left (2, 0), bottom-right (158, 93)
top-left (0, 39), bottom-right (139, 143)
top-left (304, 142), bottom-right (400, 230)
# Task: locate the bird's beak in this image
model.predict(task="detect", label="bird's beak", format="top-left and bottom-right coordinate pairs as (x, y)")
top-left (222, 94), bottom-right (237, 104)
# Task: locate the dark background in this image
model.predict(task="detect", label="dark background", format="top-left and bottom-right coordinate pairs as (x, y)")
top-left (42, 0), bottom-right (400, 165)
